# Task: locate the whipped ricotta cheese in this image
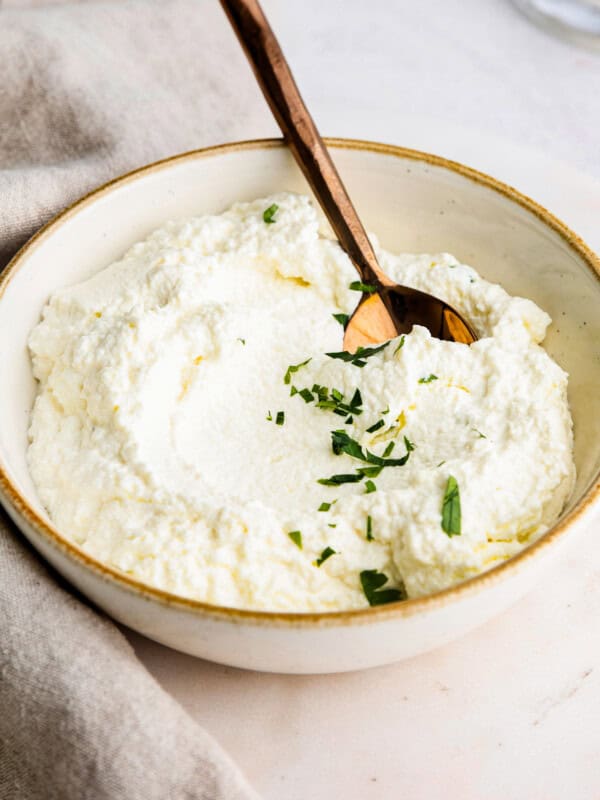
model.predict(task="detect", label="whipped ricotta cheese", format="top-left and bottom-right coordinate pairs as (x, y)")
top-left (28, 193), bottom-right (576, 611)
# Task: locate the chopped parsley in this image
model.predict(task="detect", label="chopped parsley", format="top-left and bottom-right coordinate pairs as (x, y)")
top-left (366, 419), bottom-right (385, 434)
top-left (364, 480), bottom-right (377, 494)
top-left (315, 546), bottom-right (336, 567)
top-left (328, 523), bottom-right (337, 528)
top-left (380, 405), bottom-right (390, 415)
top-left (366, 515), bottom-right (374, 541)
top-left (441, 475), bottom-right (461, 536)
top-left (288, 531), bottom-right (303, 549)
top-left (360, 570), bottom-right (404, 606)
top-left (332, 312), bottom-right (350, 328)
top-left (284, 358), bottom-right (311, 385)
top-left (349, 280), bottom-right (377, 293)
top-left (318, 502), bottom-right (332, 512)
top-left (331, 430), bottom-right (412, 468)
top-left (310, 386), bottom-right (363, 418)
top-left (317, 473), bottom-right (364, 486)
top-left (237, 338), bottom-right (246, 345)
top-left (266, 411), bottom-right (272, 421)
top-left (275, 411), bottom-right (285, 426)
top-left (298, 388), bottom-right (314, 404)
top-left (358, 465), bottom-right (383, 478)
top-left (394, 335), bottom-right (406, 354)
top-left (419, 374), bottom-right (438, 384)
top-left (325, 341), bottom-right (390, 369)
top-left (263, 203), bottom-right (278, 224)
top-left (473, 428), bottom-right (487, 439)
top-left (404, 436), bottom-right (415, 452)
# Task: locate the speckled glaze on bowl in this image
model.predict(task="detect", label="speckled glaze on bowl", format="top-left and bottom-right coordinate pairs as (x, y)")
top-left (0, 139), bottom-right (599, 674)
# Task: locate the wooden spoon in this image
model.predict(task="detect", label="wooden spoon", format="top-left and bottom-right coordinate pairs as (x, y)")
top-left (220, 0), bottom-right (477, 349)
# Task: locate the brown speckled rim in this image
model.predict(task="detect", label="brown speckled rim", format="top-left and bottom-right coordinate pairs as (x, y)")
top-left (1, 137), bottom-right (599, 628)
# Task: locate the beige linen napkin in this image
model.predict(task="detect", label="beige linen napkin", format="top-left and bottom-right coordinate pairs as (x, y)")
top-left (0, 1), bottom-right (273, 797)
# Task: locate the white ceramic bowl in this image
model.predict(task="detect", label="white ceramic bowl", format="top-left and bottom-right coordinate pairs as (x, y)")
top-left (1, 139), bottom-right (599, 674)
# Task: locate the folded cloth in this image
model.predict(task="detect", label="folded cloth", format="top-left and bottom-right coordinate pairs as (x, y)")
top-left (0, 519), bottom-right (260, 800)
top-left (0, 1), bottom-right (273, 797)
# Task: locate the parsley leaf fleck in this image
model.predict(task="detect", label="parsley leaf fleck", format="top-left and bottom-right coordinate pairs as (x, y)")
top-left (331, 430), bottom-right (412, 468)
top-left (394, 335), bottom-right (406, 354)
top-left (349, 280), bottom-right (377, 293)
top-left (284, 359), bottom-right (311, 385)
top-left (360, 569), bottom-right (404, 606)
top-left (441, 475), bottom-right (461, 536)
top-left (419, 374), bottom-right (438, 384)
top-left (332, 312), bottom-right (350, 328)
top-left (288, 530), bottom-right (303, 549)
top-left (263, 203), bottom-right (278, 224)
top-left (325, 342), bottom-right (389, 368)
top-left (298, 388), bottom-right (314, 403)
top-left (366, 419), bottom-right (385, 433)
top-left (315, 546), bottom-right (336, 567)
top-left (317, 473), bottom-right (364, 486)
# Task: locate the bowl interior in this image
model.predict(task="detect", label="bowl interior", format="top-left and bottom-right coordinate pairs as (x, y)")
top-left (1, 140), bottom-right (599, 542)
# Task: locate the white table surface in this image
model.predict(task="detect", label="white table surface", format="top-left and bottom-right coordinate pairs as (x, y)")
top-left (125, 2), bottom-right (600, 798)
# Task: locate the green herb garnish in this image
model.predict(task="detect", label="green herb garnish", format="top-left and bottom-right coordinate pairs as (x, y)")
top-left (263, 203), bottom-right (278, 224)
top-left (360, 570), bottom-right (404, 606)
top-left (441, 475), bottom-right (461, 537)
top-left (317, 473), bottom-right (364, 486)
top-left (318, 502), bottom-right (332, 512)
top-left (366, 419), bottom-right (385, 434)
top-left (326, 342), bottom-right (389, 369)
top-left (473, 429), bottom-right (487, 439)
top-left (313, 386), bottom-right (363, 418)
top-left (364, 480), bottom-right (377, 494)
top-left (404, 436), bottom-right (415, 452)
top-left (332, 312), bottom-right (350, 328)
top-left (284, 358), bottom-right (311, 385)
top-left (331, 430), bottom-right (411, 468)
top-left (328, 523), bottom-right (337, 528)
top-left (357, 465), bottom-right (383, 478)
top-left (275, 411), bottom-right (285, 426)
top-left (266, 411), bottom-right (272, 421)
top-left (298, 388), bottom-right (314, 403)
top-left (419, 374), bottom-right (438, 384)
top-left (288, 530), bottom-right (303, 549)
top-left (315, 546), bottom-right (336, 567)
top-left (394, 335), bottom-right (406, 354)
top-left (237, 338), bottom-right (246, 345)
top-left (366, 515), bottom-right (374, 541)
top-left (349, 280), bottom-right (377, 293)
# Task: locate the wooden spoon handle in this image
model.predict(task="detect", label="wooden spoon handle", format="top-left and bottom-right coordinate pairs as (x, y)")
top-left (220, 0), bottom-right (390, 287)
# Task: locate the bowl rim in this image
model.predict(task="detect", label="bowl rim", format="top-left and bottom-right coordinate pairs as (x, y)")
top-left (1, 136), bottom-right (599, 628)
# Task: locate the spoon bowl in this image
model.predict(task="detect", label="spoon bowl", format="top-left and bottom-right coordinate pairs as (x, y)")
top-left (343, 284), bottom-right (477, 352)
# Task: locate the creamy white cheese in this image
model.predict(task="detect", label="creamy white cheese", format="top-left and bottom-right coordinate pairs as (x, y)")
top-left (28, 193), bottom-right (576, 611)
